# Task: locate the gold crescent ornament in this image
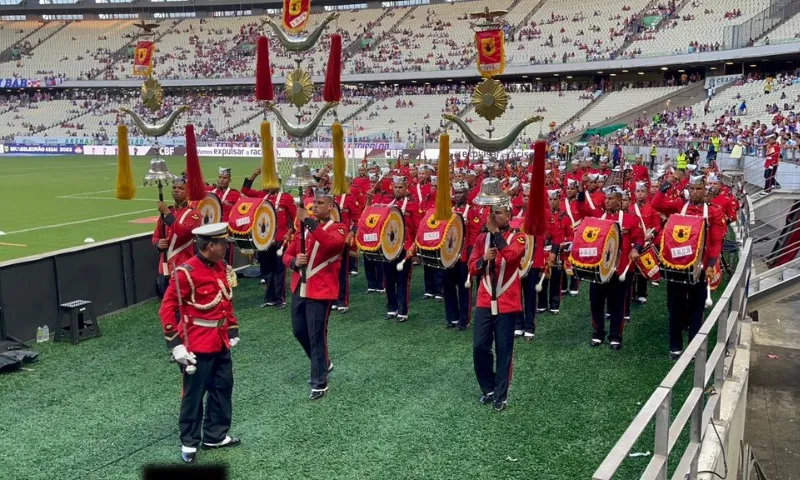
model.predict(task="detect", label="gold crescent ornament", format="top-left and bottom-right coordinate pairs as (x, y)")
top-left (472, 78), bottom-right (508, 122)
top-left (141, 76), bottom-right (164, 112)
top-left (285, 68), bottom-right (314, 108)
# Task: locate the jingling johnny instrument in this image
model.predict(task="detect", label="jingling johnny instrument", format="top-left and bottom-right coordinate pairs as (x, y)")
top-left (569, 217), bottom-right (621, 284)
top-left (415, 208), bottom-right (465, 269)
top-left (356, 205), bottom-right (405, 263)
top-left (227, 196), bottom-right (277, 254)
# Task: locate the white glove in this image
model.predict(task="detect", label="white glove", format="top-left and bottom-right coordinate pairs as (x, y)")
top-left (172, 344), bottom-right (197, 366)
top-left (229, 337), bottom-right (240, 348)
top-left (682, 189), bottom-right (690, 199)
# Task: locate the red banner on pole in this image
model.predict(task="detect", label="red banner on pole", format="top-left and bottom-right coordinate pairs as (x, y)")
top-left (475, 29), bottom-right (505, 78)
top-left (133, 41), bottom-right (155, 77)
top-left (283, 0), bottom-right (312, 34)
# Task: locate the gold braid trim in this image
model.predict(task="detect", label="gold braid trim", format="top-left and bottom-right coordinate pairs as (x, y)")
top-left (416, 214), bottom-right (455, 251)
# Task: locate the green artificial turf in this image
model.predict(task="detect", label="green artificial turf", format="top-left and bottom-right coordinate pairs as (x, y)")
top-left (0, 267), bottom-right (728, 480)
top-left (0, 155), bottom-right (331, 262)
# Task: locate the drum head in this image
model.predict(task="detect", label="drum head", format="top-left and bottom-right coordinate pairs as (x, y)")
top-left (598, 224), bottom-right (620, 282)
top-left (519, 235), bottom-right (534, 277)
top-left (196, 193), bottom-right (222, 225)
top-left (439, 214), bottom-right (465, 268)
top-left (380, 207), bottom-right (405, 261)
top-left (251, 200), bottom-right (277, 251)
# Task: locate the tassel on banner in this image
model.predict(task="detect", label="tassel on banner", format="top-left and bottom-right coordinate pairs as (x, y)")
top-left (261, 121), bottom-right (280, 190)
top-left (332, 122), bottom-right (348, 195)
top-left (435, 133), bottom-right (452, 221)
top-left (525, 140), bottom-right (547, 236)
top-left (323, 34), bottom-right (342, 103)
top-left (115, 124), bottom-right (136, 200)
top-left (184, 124), bottom-right (206, 201)
top-left (255, 36), bottom-right (274, 101)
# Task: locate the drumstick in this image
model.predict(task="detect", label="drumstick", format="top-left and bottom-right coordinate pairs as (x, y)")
top-left (535, 265), bottom-right (547, 292)
top-left (618, 262), bottom-right (631, 282)
top-left (705, 284), bottom-right (713, 308)
top-left (396, 258), bottom-right (405, 272)
top-left (464, 276), bottom-right (471, 288)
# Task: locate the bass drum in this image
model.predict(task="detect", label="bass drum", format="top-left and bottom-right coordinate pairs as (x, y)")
top-left (518, 234), bottom-right (535, 278)
top-left (357, 205), bottom-right (405, 262)
top-left (228, 196), bottom-right (277, 253)
top-left (415, 209), bottom-right (465, 269)
top-left (194, 193), bottom-right (222, 225)
top-left (569, 217), bottom-right (621, 284)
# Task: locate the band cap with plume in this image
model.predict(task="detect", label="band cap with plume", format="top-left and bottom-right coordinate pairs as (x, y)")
top-left (184, 124), bottom-right (206, 201)
top-left (635, 181), bottom-right (649, 191)
top-left (115, 124), bottom-right (135, 200)
top-left (688, 174), bottom-right (706, 185)
top-left (547, 189), bottom-right (561, 199)
top-left (219, 167), bottom-right (231, 175)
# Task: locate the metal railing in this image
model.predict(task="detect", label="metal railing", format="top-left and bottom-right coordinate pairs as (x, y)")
top-left (723, 0), bottom-right (800, 49)
top-left (593, 200), bottom-right (753, 479)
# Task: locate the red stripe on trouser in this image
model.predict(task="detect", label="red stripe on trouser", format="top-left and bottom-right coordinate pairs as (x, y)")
top-left (507, 354), bottom-right (514, 389)
top-left (324, 301), bottom-right (332, 366)
top-left (466, 283), bottom-right (473, 326)
top-left (404, 266), bottom-right (413, 314)
top-left (343, 252), bottom-right (350, 307)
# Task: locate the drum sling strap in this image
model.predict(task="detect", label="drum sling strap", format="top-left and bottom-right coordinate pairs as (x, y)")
top-left (481, 231), bottom-right (519, 315)
top-left (164, 208), bottom-right (194, 275)
top-left (565, 199), bottom-right (578, 228)
top-left (300, 220), bottom-right (337, 298)
top-left (218, 188), bottom-right (231, 204)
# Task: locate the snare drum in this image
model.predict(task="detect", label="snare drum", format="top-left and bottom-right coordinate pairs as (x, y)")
top-left (415, 209), bottom-right (465, 269)
top-left (569, 217), bottom-right (620, 283)
top-left (356, 205), bottom-right (405, 262)
top-left (193, 193), bottom-right (223, 225)
top-left (635, 244), bottom-right (662, 281)
top-left (659, 214), bottom-right (706, 284)
top-left (227, 196), bottom-right (277, 254)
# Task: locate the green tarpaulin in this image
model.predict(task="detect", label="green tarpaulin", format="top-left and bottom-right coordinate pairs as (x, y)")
top-left (642, 15), bottom-right (665, 28)
top-left (582, 124), bottom-right (627, 139)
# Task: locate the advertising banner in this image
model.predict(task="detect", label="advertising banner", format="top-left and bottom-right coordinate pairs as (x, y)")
top-left (2, 144), bottom-right (83, 155)
top-left (0, 78), bottom-right (40, 88)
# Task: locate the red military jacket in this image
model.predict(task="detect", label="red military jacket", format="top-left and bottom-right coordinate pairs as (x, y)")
top-left (334, 192), bottom-right (361, 232)
top-left (709, 192), bottom-right (738, 223)
top-left (386, 195), bottom-right (421, 252)
top-left (412, 181), bottom-right (432, 213)
top-left (560, 197), bottom-right (584, 230)
top-left (582, 208), bottom-right (645, 276)
top-left (652, 192), bottom-right (726, 267)
top-left (545, 207), bottom-right (572, 254)
top-left (283, 218), bottom-right (348, 300)
top-left (577, 189), bottom-right (607, 217)
top-left (454, 202), bottom-right (483, 262)
top-left (159, 254), bottom-right (238, 354)
top-left (152, 203), bottom-right (201, 276)
top-left (765, 143), bottom-right (780, 169)
top-left (206, 185), bottom-right (242, 222)
top-left (467, 183), bottom-right (480, 204)
top-left (629, 201), bottom-right (662, 243)
top-left (468, 227), bottom-right (526, 314)
top-left (632, 164), bottom-right (650, 184)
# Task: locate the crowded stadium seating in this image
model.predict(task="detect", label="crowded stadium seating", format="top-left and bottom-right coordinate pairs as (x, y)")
top-left (3, 0), bottom-right (799, 80)
top-left (571, 85), bottom-right (682, 128)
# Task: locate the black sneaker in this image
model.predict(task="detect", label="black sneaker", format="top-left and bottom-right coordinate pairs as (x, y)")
top-left (590, 338), bottom-right (604, 347)
top-left (181, 450), bottom-right (196, 463)
top-left (479, 392), bottom-right (494, 404)
top-left (669, 350), bottom-right (683, 361)
top-left (309, 388), bottom-right (328, 400)
top-left (446, 322), bottom-right (457, 329)
top-left (610, 341), bottom-right (622, 351)
top-left (493, 401), bottom-right (508, 411)
top-left (276, 303), bottom-right (287, 310)
top-left (201, 436), bottom-right (241, 450)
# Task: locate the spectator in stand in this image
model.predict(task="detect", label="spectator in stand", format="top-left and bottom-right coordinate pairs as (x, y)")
top-left (764, 136), bottom-right (781, 192)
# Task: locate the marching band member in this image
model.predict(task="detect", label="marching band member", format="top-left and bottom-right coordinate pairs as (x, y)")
top-left (630, 182), bottom-right (662, 304)
top-left (333, 180), bottom-right (361, 314)
top-left (363, 172), bottom-right (386, 294)
top-left (707, 174), bottom-right (739, 224)
top-left (207, 167), bottom-right (241, 264)
top-left (632, 155), bottom-right (650, 184)
top-left (578, 184), bottom-right (644, 350)
top-left (283, 191), bottom-right (348, 400)
top-left (384, 176), bottom-right (421, 322)
top-left (443, 181), bottom-right (482, 330)
top-left (153, 175), bottom-right (202, 294)
top-left (159, 223), bottom-right (241, 463)
top-left (652, 175), bottom-right (726, 359)
top-left (468, 196), bottom-right (526, 411)
top-left (416, 165), bottom-right (442, 300)
top-left (560, 179), bottom-right (582, 295)
top-left (242, 168), bottom-right (298, 309)
top-left (207, 167), bottom-right (241, 222)
top-left (538, 189), bottom-right (571, 315)
top-left (581, 173), bottom-right (606, 214)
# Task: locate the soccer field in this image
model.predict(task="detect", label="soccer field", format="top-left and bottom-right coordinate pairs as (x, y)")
top-left (0, 155), bottom-right (327, 262)
top-left (0, 274), bottom-right (698, 479)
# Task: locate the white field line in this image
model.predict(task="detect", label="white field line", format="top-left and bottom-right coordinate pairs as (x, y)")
top-left (2, 166), bottom-right (116, 179)
top-left (2, 209), bottom-right (154, 236)
top-left (2, 163), bottom-right (116, 173)
top-left (57, 196), bottom-right (154, 202)
top-left (58, 189), bottom-right (117, 198)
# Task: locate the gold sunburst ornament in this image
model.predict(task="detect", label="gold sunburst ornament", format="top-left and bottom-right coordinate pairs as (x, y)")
top-left (285, 68), bottom-right (314, 108)
top-left (141, 76), bottom-right (163, 111)
top-left (472, 77), bottom-right (508, 122)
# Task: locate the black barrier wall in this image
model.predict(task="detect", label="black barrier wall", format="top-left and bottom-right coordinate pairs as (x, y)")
top-left (0, 233), bottom-right (159, 343)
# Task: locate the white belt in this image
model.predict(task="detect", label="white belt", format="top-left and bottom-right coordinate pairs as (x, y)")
top-left (192, 318), bottom-right (225, 328)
